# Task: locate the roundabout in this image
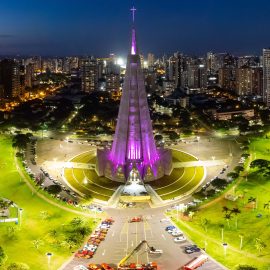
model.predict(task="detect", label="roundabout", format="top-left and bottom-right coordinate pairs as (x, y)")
top-left (62, 149), bottom-right (206, 206)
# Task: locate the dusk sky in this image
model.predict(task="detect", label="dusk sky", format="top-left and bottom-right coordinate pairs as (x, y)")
top-left (1, 0), bottom-right (270, 57)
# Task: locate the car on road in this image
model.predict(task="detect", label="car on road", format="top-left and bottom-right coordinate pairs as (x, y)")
top-left (149, 247), bottom-right (163, 254)
top-left (174, 235), bottom-right (186, 242)
top-left (184, 245), bottom-right (201, 254)
top-left (129, 217), bottom-right (142, 222)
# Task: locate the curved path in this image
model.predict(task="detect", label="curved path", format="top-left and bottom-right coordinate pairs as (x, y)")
top-left (14, 156), bottom-right (98, 218)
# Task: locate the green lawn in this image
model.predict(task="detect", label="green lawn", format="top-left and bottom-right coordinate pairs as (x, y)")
top-left (150, 150), bottom-right (204, 201)
top-left (0, 135), bottom-right (95, 270)
top-left (64, 151), bottom-right (121, 201)
top-left (167, 137), bottom-right (270, 269)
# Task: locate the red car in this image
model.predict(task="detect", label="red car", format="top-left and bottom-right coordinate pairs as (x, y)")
top-left (129, 217), bottom-right (142, 223)
top-left (101, 263), bottom-right (114, 270)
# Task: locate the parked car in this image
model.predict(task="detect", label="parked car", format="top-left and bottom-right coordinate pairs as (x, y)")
top-left (148, 247), bottom-right (163, 254)
top-left (174, 235), bottom-right (186, 242)
top-left (184, 245), bottom-right (201, 254)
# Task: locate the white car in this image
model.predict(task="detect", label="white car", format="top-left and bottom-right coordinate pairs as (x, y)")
top-left (73, 265), bottom-right (88, 270)
top-left (149, 247), bottom-right (163, 254)
top-left (174, 235), bottom-right (186, 242)
top-left (171, 230), bottom-right (183, 236)
top-left (99, 224), bottom-right (110, 229)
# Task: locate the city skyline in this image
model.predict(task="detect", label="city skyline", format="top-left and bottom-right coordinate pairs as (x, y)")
top-left (1, 0), bottom-right (270, 56)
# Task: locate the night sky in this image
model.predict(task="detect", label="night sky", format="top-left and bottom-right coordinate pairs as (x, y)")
top-left (0, 0), bottom-right (270, 57)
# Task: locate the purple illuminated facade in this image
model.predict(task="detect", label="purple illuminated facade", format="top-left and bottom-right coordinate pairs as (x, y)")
top-left (96, 14), bottom-right (172, 182)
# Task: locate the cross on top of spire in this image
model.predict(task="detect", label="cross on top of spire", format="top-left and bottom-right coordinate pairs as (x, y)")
top-left (130, 6), bottom-right (136, 23)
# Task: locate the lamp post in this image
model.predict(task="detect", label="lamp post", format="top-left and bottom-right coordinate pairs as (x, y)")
top-left (204, 239), bottom-right (208, 252)
top-left (19, 208), bottom-right (23, 227)
top-left (46, 252), bottom-right (53, 269)
top-left (222, 243), bottom-right (228, 257)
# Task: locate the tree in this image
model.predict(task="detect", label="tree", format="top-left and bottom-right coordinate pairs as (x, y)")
top-left (32, 239), bottom-right (44, 250)
top-left (39, 211), bottom-right (50, 220)
top-left (12, 134), bottom-right (31, 151)
top-left (224, 213), bottom-right (231, 228)
top-left (188, 211), bottom-right (195, 220)
top-left (222, 206), bottom-right (230, 213)
top-left (61, 239), bottom-right (77, 250)
top-left (46, 185), bottom-right (62, 195)
top-left (255, 237), bottom-right (266, 254)
top-left (234, 166), bottom-right (244, 174)
top-left (200, 218), bottom-right (210, 232)
top-left (250, 159), bottom-right (270, 170)
top-left (154, 134), bottom-right (163, 142)
top-left (227, 171), bottom-right (239, 180)
top-left (236, 265), bottom-right (257, 270)
top-left (168, 131), bottom-right (179, 141)
top-left (0, 199), bottom-right (10, 209)
top-left (211, 178), bottom-right (227, 189)
top-left (248, 197), bottom-right (256, 210)
top-left (0, 246), bottom-right (7, 266)
top-left (231, 207), bottom-right (241, 228)
top-left (7, 262), bottom-right (30, 270)
top-left (70, 217), bottom-right (84, 227)
top-left (6, 226), bottom-right (18, 239)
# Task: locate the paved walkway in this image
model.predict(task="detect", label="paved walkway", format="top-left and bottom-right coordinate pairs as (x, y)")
top-left (14, 156), bottom-right (98, 218)
top-left (173, 159), bottom-right (225, 168)
top-left (43, 161), bottom-right (96, 170)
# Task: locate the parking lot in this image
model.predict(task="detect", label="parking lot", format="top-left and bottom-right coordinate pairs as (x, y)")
top-left (63, 207), bottom-right (226, 270)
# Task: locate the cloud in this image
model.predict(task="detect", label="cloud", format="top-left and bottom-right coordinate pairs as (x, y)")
top-left (0, 34), bottom-right (13, 38)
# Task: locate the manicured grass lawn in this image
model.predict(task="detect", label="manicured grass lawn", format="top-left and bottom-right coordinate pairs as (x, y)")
top-left (167, 137), bottom-right (270, 269)
top-left (0, 135), bottom-right (95, 270)
top-left (63, 151), bottom-right (121, 201)
top-left (150, 150), bottom-right (204, 201)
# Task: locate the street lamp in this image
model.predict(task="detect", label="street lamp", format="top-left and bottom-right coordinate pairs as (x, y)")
top-left (46, 252), bottom-right (53, 269)
top-left (19, 208), bottom-right (23, 227)
top-left (204, 239), bottom-right (208, 252)
top-left (222, 243), bottom-right (228, 257)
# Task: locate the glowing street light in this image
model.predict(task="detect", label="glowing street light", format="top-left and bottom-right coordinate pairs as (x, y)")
top-left (83, 177), bottom-right (88, 185)
top-left (46, 252), bottom-right (53, 269)
top-left (19, 208), bottom-right (23, 227)
top-left (222, 243), bottom-right (228, 257)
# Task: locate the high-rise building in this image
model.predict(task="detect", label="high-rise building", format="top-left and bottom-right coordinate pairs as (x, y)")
top-left (0, 59), bottom-right (21, 98)
top-left (263, 49), bottom-right (270, 106)
top-left (147, 53), bottom-right (155, 67)
top-left (236, 66), bottom-right (263, 96)
top-left (218, 67), bottom-right (236, 91)
top-left (81, 58), bottom-right (98, 92)
top-left (236, 66), bottom-right (253, 96)
top-left (168, 53), bottom-right (183, 88)
top-left (105, 73), bottom-right (120, 92)
top-left (25, 63), bottom-right (35, 88)
top-left (96, 14), bottom-right (172, 181)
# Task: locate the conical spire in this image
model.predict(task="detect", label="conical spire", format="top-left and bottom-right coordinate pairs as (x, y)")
top-left (131, 28), bottom-right (137, 55)
top-left (130, 6), bottom-right (137, 55)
